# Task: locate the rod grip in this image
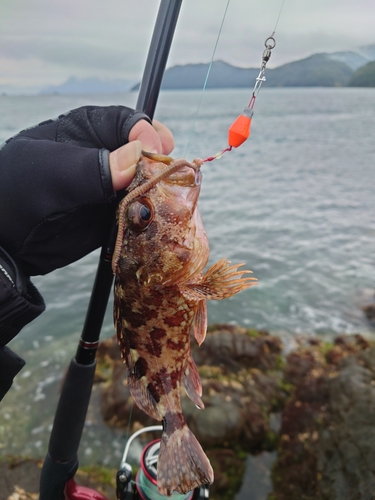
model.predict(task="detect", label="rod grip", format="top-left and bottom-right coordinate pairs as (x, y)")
top-left (48, 357), bottom-right (96, 461)
top-left (39, 454), bottom-right (78, 500)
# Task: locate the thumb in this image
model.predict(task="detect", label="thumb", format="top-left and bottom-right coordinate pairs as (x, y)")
top-left (109, 140), bottom-right (142, 191)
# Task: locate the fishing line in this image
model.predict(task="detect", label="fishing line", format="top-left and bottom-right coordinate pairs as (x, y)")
top-left (184, 0), bottom-right (286, 163)
top-left (123, 399), bottom-right (135, 453)
top-left (184, 0), bottom-right (232, 157)
top-left (272, 0), bottom-right (286, 34)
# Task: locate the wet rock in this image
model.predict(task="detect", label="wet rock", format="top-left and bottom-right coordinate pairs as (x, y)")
top-left (0, 457), bottom-right (40, 500)
top-left (318, 347), bottom-right (375, 500)
top-left (363, 304), bottom-right (375, 322)
top-left (192, 325), bottom-right (282, 372)
top-left (269, 334), bottom-right (375, 500)
top-left (7, 486), bottom-right (38, 500)
top-left (357, 288), bottom-right (375, 324)
top-left (0, 456), bottom-right (117, 500)
top-left (97, 328), bottom-right (375, 499)
top-left (6, 328), bottom-right (375, 499)
top-left (236, 451), bottom-right (276, 500)
top-left (207, 448), bottom-right (246, 500)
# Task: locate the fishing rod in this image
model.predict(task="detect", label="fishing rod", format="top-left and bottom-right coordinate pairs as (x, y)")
top-left (39, 2), bottom-right (183, 498)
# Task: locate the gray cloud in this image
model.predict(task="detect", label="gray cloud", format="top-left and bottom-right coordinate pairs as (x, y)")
top-left (1, 36), bottom-right (136, 72)
top-left (1, 0), bottom-right (374, 88)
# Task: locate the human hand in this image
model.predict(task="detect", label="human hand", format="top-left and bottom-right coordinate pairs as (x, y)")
top-left (0, 105), bottom-right (175, 276)
top-left (109, 119), bottom-right (174, 191)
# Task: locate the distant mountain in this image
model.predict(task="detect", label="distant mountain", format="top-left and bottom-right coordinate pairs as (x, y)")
top-left (40, 76), bottom-right (135, 95)
top-left (161, 60), bottom-right (259, 89)
top-left (37, 43), bottom-right (375, 95)
top-left (266, 54), bottom-right (353, 87)
top-left (153, 45), bottom-right (375, 90)
top-left (357, 44), bottom-right (375, 61)
top-left (141, 54), bottom-right (353, 90)
top-left (327, 51), bottom-right (370, 70)
top-left (348, 61), bottom-right (375, 87)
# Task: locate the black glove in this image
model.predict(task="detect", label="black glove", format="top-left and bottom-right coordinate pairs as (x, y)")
top-left (0, 105), bottom-right (151, 276)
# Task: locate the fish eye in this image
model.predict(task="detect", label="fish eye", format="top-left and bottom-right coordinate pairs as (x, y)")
top-left (140, 205), bottom-right (151, 221)
top-left (127, 198), bottom-right (154, 230)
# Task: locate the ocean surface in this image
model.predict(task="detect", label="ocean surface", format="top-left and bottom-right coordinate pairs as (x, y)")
top-left (0, 89), bottom-right (374, 491)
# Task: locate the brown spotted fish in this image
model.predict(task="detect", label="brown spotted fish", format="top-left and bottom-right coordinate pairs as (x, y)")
top-left (112, 152), bottom-right (257, 496)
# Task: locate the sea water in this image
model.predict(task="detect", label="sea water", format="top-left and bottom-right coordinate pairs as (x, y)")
top-left (0, 88), bottom-right (374, 469)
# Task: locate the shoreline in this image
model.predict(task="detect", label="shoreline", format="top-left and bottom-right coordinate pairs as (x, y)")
top-left (4, 324), bottom-right (375, 499)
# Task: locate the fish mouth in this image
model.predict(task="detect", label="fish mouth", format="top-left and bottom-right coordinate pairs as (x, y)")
top-left (141, 152), bottom-right (202, 189)
top-left (166, 166), bottom-right (202, 188)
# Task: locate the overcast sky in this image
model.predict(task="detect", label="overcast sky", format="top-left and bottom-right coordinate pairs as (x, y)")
top-left (1, 0), bottom-right (374, 90)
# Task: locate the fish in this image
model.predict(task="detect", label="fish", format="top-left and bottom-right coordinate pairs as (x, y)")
top-left (112, 152), bottom-right (257, 496)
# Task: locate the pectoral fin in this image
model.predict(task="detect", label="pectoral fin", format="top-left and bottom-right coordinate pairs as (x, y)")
top-left (180, 258), bottom-right (257, 301)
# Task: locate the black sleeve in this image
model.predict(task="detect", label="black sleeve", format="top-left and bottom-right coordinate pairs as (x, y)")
top-left (0, 106), bottom-right (151, 276)
top-left (0, 245), bottom-right (45, 346)
top-left (0, 346), bottom-right (26, 401)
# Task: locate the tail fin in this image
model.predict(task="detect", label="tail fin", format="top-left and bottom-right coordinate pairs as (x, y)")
top-left (157, 418), bottom-right (213, 496)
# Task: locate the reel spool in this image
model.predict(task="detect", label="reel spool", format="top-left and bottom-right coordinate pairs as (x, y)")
top-left (135, 439), bottom-right (194, 500)
top-left (117, 426), bottom-right (209, 500)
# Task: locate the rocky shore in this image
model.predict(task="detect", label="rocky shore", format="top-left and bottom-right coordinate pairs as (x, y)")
top-left (3, 324), bottom-right (375, 500)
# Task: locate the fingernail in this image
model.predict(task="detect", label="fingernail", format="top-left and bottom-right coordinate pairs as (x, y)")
top-left (142, 146), bottom-right (158, 154)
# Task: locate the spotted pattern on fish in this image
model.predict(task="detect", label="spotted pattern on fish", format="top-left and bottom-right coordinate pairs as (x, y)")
top-left (113, 152), bottom-right (258, 495)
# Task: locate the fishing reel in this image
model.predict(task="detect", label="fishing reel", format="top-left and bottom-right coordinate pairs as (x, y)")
top-left (64, 426), bottom-right (209, 500)
top-left (116, 426), bottom-right (209, 500)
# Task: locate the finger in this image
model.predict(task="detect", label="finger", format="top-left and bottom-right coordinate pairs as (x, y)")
top-left (152, 120), bottom-right (174, 154)
top-left (109, 140), bottom-right (142, 191)
top-left (128, 120), bottom-right (163, 153)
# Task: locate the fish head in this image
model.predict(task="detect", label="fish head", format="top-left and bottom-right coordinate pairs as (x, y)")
top-left (116, 153), bottom-right (209, 287)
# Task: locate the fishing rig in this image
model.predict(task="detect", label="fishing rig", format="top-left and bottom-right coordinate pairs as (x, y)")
top-left (202, 33), bottom-right (277, 163)
top-left (37, 1), bottom-right (282, 499)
